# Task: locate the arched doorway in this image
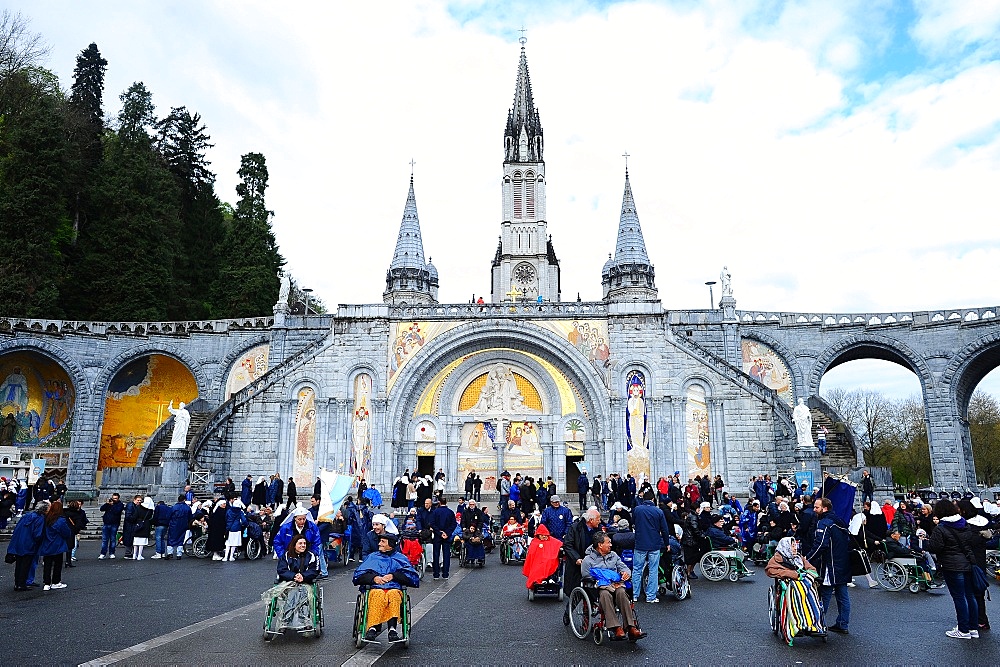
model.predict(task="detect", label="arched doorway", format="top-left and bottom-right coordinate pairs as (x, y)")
top-left (97, 354), bottom-right (198, 478)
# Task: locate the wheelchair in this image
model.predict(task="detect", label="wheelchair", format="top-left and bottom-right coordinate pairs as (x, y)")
top-left (323, 532), bottom-right (350, 568)
top-left (527, 552), bottom-right (564, 601)
top-left (768, 579), bottom-right (826, 645)
top-left (641, 546), bottom-right (691, 601)
top-left (352, 586), bottom-right (411, 649)
top-left (987, 549), bottom-right (999, 573)
top-left (499, 534), bottom-right (528, 565)
top-left (699, 537), bottom-right (754, 582)
top-left (875, 545), bottom-right (937, 593)
top-left (262, 582), bottom-right (324, 641)
top-left (563, 577), bottom-right (640, 645)
top-left (458, 532), bottom-right (486, 568)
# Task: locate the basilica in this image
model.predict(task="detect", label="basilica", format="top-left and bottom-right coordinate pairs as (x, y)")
top-left (3, 43), bottom-right (992, 500)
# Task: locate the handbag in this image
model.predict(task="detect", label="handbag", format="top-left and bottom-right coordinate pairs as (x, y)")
top-left (4, 552), bottom-right (16, 564)
top-left (850, 548), bottom-right (872, 576)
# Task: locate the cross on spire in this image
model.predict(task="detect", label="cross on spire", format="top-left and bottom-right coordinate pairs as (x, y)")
top-left (518, 26), bottom-right (527, 46)
top-left (409, 158), bottom-right (416, 176)
top-left (622, 151), bottom-right (630, 173)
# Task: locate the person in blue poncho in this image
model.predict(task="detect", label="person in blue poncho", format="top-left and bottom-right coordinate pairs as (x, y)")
top-left (580, 530), bottom-right (645, 641)
top-left (353, 533), bottom-right (420, 642)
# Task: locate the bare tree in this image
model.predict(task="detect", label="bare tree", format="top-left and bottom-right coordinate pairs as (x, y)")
top-left (969, 390), bottom-right (1000, 487)
top-left (0, 10), bottom-right (50, 78)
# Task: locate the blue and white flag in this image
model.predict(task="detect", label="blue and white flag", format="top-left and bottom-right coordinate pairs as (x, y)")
top-left (317, 468), bottom-right (354, 522)
top-left (483, 421), bottom-right (498, 449)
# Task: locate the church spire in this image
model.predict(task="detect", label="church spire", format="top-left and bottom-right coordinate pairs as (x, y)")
top-left (504, 41), bottom-right (543, 163)
top-left (602, 168), bottom-right (657, 302)
top-left (383, 173), bottom-right (438, 305)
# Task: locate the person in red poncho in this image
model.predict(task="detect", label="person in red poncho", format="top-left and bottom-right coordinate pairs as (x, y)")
top-left (523, 524), bottom-right (563, 589)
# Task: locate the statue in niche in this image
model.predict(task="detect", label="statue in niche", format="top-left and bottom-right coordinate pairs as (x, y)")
top-left (167, 400), bottom-right (191, 449)
top-left (470, 363), bottom-right (526, 415)
top-left (793, 398), bottom-right (813, 448)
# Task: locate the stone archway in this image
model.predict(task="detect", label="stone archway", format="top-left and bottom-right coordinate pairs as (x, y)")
top-left (385, 321), bottom-right (612, 492)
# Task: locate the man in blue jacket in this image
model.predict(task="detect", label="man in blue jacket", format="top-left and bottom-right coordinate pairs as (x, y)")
top-left (806, 497), bottom-right (852, 634)
top-left (99, 493), bottom-right (125, 559)
top-left (166, 495), bottom-right (193, 559)
top-left (577, 471), bottom-right (590, 511)
top-left (151, 500), bottom-right (172, 558)
top-left (7, 501), bottom-right (45, 591)
top-left (429, 497), bottom-right (457, 580)
top-left (541, 495), bottom-right (574, 540)
top-left (241, 475), bottom-right (253, 506)
top-left (632, 491), bottom-right (672, 603)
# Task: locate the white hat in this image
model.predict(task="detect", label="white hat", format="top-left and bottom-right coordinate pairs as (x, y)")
top-left (372, 514), bottom-right (390, 526)
top-left (611, 502), bottom-right (624, 511)
top-left (970, 497), bottom-right (983, 509)
top-left (700, 502), bottom-right (711, 509)
top-left (141, 496), bottom-right (155, 510)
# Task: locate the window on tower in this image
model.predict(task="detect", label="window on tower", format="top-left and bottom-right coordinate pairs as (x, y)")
top-left (513, 172), bottom-right (523, 219)
top-left (525, 172), bottom-right (534, 218)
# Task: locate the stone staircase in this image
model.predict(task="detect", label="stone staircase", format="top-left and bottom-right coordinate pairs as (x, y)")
top-left (140, 399), bottom-right (212, 467)
top-left (807, 396), bottom-right (858, 468)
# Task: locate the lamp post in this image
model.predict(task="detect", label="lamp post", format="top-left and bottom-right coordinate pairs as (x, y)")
top-left (704, 281), bottom-right (716, 309)
top-left (303, 288), bottom-right (313, 315)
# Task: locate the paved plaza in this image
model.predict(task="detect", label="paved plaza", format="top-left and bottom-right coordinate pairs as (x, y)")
top-left (2, 539), bottom-right (997, 666)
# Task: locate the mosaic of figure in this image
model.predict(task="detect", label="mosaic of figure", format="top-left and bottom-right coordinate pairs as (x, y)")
top-left (625, 370), bottom-right (649, 479)
top-left (225, 344), bottom-right (270, 399)
top-left (351, 374), bottom-right (373, 480)
top-left (741, 340), bottom-right (793, 406)
top-left (415, 420), bottom-right (436, 456)
top-left (686, 384), bottom-right (711, 477)
top-left (294, 387), bottom-right (317, 484)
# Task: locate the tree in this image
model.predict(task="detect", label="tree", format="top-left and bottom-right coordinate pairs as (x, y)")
top-left (156, 106), bottom-right (225, 318)
top-left (66, 42), bottom-right (107, 239)
top-left (0, 10), bottom-right (49, 80)
top-left (886, 397), bottom-right (931, 489)
top-left (0, 67), bottom-right (72, 316)
top-left (67, 82), bottom-right (181, 320)
top-left (823, 386), bottom-right (898, 467)
top-left (216, 152), bottom-right (283, 317)
top-left (969, 391), bottom-right (1000, 487)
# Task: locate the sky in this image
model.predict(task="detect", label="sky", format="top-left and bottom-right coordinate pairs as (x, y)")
top-left (8, 0), bottom-right (1000, 399)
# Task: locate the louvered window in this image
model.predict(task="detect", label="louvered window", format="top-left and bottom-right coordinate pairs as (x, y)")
top-left (513, 172), bottom-right (523, 219)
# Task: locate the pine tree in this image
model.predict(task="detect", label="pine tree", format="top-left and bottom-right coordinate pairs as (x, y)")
top-left (0, 67), bottom-right (72, 316)
top-left (66, 42), bottom-right (107, 240)
top-left (216, 152), bottom-right (284, 317)
top-left (69, 82), bottom-right (181, 321)
top-left (156, 107), bottom-right (226, 318)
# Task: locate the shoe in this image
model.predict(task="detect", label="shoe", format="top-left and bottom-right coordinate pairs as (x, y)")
top-left (946, 629), bottom-right (971, 639)
top-left (689, 572), bottom-right (699, 580)
top-left (175, 556), bottom-right (181, 560)
top-left (442, 574), bottom-right (449, 579)
top-left (43, 584), bottom-right (51, 591)
top-left (98, 554), bottom-right (105, 559)
top-left (151, 554), bottom-right (162, 559)
top-left (646, 597), bottom-right (659, 603)
top-left (979, 624), bottom-right (990, 631)
top-left (26, 583), bottom-right (39, 588)
top-left (632, 597), bottom-right (639, 603)
top-left (71, 557), bottom-right (77, 562)
top-left (136, 556), bottom-right (144, 561)
top-left (628, 627), bottom-right (647, 641)
top-left (433, 576), bottom-right (439, 580)
top-left (847, 582), bottom-right (856, 588)
top-left (928, 582), bottom-right (945, 589)
top-left (123, 555), bottom-right (132, 559)
top-left (51, 582), bottom-right (67, 589)
top-left (387, 628), bottom-right (401, 642)
top-left (165, 554), bottom-right (173, 560)
top-left (212, 555), bottom-right (223, 561)
top-left (828, 625), bottom-right (849, 634)
top-left (14, 587), bottom-right (27, 592)
top-left (612, 627), bottom-right (627, 641)
top-left (970, 630), bottom-right (980, 638)
top-left (869, 582), bottom-right (879, 588)
top-left (365, 626), bottom-right (382, 641)
top-left (65, 563), bottom-right (75, 568)
top-left (109, 554), bottom-right (115, 559)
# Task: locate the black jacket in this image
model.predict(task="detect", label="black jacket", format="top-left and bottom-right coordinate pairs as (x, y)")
top-left (927, 517), bottom-right (987, 572)
top-left (563, 518), bottom-right (599, 593)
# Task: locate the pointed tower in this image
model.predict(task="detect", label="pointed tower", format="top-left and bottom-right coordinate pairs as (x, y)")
top-left (602, 169), bottom-right (657, 302)
top-left (383, 175), bottom-right (438, 305)
top-left (491, 39), bottom-right (560, 303)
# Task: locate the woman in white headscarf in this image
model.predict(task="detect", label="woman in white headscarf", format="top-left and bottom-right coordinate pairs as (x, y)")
top-left (766, 537), bottom-right (823, 645)
top-left (131, 497), bottom-right (155, 560)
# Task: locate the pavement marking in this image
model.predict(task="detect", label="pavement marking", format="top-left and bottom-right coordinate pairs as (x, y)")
top-left (341, 566), bottom-right (472, 667)
top-left (78, 600), bottom-right (261, 667)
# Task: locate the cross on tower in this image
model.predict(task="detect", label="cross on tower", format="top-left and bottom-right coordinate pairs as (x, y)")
top-left (518, 26), bottom-right (527, 46)
top-left (622, 151), bottom-right (630, 172)
top-left (409, 158), bottom-right (416, 175)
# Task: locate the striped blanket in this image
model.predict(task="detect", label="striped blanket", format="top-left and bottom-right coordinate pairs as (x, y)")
top-left (778, 578), bottom-right (824, 646)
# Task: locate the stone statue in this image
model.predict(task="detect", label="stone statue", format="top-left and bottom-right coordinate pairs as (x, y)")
top-left (470, 362), bottom-right (528, 415)
top-left (277, 270), bottom-right (291, 305)
top-left (792, 398), bottom-right (812, 448)
top-left (720, 266), bottom-right (732, 297)
top-left (167, 400), bottom-right (191, 449)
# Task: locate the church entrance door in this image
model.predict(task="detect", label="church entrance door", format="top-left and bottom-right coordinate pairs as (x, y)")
top-left (566, 456), bottom-right (584, 494)
top-left (416, 455), bottom-right (434, 479)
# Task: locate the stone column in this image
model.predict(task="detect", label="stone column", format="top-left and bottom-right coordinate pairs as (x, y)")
top-left (707, 397), bottom-right (728, 484)
top-left (447, 422), bottom-right (462, 494)
top-left (161, 449), bottom-right (190, 495)
top-left (924, 391), bottom-right (977, 490)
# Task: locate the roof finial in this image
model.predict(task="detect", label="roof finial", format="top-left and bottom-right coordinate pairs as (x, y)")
top-left (409, 158), bottom-right (416, 177)
top-left (622, 150), bottom-right (630, 174)
top-left (518, 26), bottom-right (527, 47)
